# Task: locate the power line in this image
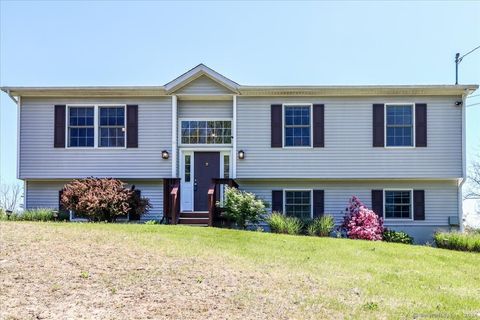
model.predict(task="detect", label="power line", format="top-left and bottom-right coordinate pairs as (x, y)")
top-left (455, 44), bottom-right (480, 85)
top-left (466, 103), bottom-right (480, 108)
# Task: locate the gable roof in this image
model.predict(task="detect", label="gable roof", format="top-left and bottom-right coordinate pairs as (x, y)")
top-left (164, 64), bottom-right (239, 94)
top-left (1, 64), bottom-right (477, 99)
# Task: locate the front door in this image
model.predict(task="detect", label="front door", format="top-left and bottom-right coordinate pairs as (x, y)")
top-left (194, 152), bottom-right (220, 211)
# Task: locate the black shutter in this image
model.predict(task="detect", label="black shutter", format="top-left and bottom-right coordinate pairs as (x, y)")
top-left (372, 104), bottom-right (384, 147)
top-left (271, 104), bottom-right (282, 148)
top-left (54, 105), bottom-right (66, 148)
top-left (313, 190), bottom-right (324, 218)
top-left (272, 190), bottom-right (283, 213)
top-left (313, 104), bottom-right (325, 147)
top-left (371, 190), bottom-right (383, 218)
top-left (129, 189), bottom-right (141, 221)
top-left (413, 190), bottom-right (425, 220)
top-left (58, 190), bottom-right (66, 213)
top-left (127, 105), bottom-right (138, 148)
top-left (415, 103), bottom-right (427, 147)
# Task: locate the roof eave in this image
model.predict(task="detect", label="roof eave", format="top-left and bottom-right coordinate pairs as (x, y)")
top-left (1, 86), bottom-right (168, 98)
top-left (237, 85), bottom-right (479, 96)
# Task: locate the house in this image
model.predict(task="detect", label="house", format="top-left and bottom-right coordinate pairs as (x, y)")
top-left (2, 64), bottom-right (477, 243)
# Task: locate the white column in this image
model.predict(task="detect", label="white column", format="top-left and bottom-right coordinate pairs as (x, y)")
top-left (232, 95), bottom-right (237, 179)
top-left (171, 95), bottom-right (178, 177)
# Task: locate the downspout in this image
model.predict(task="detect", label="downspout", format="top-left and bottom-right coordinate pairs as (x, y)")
top-left (458, 91), bottom-right (467, 232)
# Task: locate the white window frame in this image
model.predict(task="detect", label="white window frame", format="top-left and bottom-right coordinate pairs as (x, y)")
top-left (383, 188), bottom-right (414, 221)
top-left (283, 189), bottom-right (313, 219)
top-left (384, 103), bottom-right (416, 149)
top-left (282, 103), bottom-right (313, 149)
top-left (65, 104), bottom-right (127, 149)
top-left (178, 118), bottom-right (233, 147)
top-left (97, 105), bottom-right (128, 149)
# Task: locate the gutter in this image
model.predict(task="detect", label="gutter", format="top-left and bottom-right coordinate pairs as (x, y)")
top-left (3, 88), bottom-right (19, 104)
top-left (458, 90), bottom-right (469, 232)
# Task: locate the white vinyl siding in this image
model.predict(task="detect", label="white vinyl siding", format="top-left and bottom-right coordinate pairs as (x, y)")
top-left (175, 75), bottom-right (234, 95)
top-left (238, 179), bottom-right (458, 227)
top-left (177, 100), bottom-right (233, 118)
top-left (25, 180), bottom-right (164, 220)
top-left (236, 96), bottom-right (462, 179)
top-left (19, 98), bottom-right (172, 179)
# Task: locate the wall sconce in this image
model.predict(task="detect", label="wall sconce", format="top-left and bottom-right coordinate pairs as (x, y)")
top-left (238, 150), bottom-right (245, 160)
top-left (161, 150), bottom-right (169, 160)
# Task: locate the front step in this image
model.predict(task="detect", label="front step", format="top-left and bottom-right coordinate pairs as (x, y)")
top-left (178, 212), bottom-right (210, 226)
top-left (180, 212), bottom-right (209, 218)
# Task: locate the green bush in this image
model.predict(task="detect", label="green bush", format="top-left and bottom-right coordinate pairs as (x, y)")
top-left (284, 217), bottom-right (303, 235)
top-left (221, 187), bottom-right (267, 229)
top-left (434, 232), bottom-right (480, 252)
top-left (382, 229), bottom-right (414, 244)
top-left (0, 208), bottom-right (56, 221)
top-left (267, 212), bottom-right (287, 233)
top-left (307, 215), bottom-right (335, 237)
top-left (267, 212), bottom-right (303, 235)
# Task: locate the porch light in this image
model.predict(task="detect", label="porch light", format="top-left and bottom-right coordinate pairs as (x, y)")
top-left (238, 150), bottom-right (245, 160)
top-left (162, 150), bottom-right (169, 160)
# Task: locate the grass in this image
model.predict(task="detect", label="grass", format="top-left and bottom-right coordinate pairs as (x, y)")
top-left (434, 231), bottom-right (480, 252)
top-left (1, 222), bottom-right (480, 319)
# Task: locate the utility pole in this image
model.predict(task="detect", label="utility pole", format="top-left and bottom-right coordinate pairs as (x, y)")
top-left (455, 45), bottom-right (480, 85)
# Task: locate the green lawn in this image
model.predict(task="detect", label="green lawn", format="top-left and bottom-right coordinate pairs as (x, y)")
top-left (1, 222), bottom-right (479, 319)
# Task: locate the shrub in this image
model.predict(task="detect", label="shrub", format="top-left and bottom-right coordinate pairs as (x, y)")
top-left (61, 178), bottom-right (151, 222)
top-left (434, 232), bottom-right (480, 252)
top-left (267, 212), bottom-right (287, 233)
top-left (221, 186), bottom-right (267, 229)
top-left (267, 212), bottom-right (303, 235)
top-left (307, 215), bottom-right (335, 237)
top-left (21, 208), bottom-right (55, 221)
top-left (0, 208), bottom-right (56, 221)
top-left (284, 217), bottom-right (303, 235)
top-left (341, 196), bottom-right (384, 241)
top-left (383, 229), bottom-right (414, 244)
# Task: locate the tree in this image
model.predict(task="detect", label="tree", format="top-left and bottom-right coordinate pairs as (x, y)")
top-left (0, 183), bottom-right (23, 212)
top-left (465, 157), bottom-right (480, 200)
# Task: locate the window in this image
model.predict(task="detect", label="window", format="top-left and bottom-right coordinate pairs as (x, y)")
top-left (99, 107), bottom-right (126, 147)
top-left (384, 190), bottom-right (412, 219)
top-left (284, 105), bottom-right (311, 147)
top-left (68, 107), bottom-right (94, 147)
top-left (184, 155), bottom-right (191, 182)
top-left (386, 104), bottom-right (414, 147)
top-left (180, 120), bottom-right (232, 144)
top-left (223, 154), bottom-right (230, 178)
top-left (284, 190), bottom-right (312, 219)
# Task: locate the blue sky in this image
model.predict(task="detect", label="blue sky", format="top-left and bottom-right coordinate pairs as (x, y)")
top-left (0, 1), bottom-right (479, 186)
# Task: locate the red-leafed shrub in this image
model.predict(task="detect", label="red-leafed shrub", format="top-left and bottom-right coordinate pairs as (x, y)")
top-left (341, 196), bottom-right (384, 241)
top-left (61, 178), bottom-right (151, 222)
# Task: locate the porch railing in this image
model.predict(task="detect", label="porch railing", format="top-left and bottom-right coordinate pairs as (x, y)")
top-left (207, 178), bottom-right (239, 227)
top-left (163, 178), bottom-right (181, 224)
